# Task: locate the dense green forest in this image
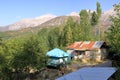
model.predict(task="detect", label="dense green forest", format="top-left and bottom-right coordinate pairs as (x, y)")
top-left (0, 2), bottom-right (120, 80)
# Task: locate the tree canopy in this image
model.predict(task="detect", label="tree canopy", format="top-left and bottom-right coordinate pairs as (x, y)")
top-left (107, 3), bottom-right (120, 54)
top-left (96, 2), bottom-right (102, 18)
top-left (79, 10), bottom-right (92, 40)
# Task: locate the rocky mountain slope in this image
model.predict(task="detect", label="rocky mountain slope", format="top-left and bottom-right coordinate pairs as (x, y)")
top-left (0, 27), bottom-right (8, 32)
top-left (40, 16), bottom-right (80, 27)
top-left (94, 8), bottom-right (116, 32)
top-left (0, 9), bottom-right (115, 32)
top-left (0, 14), bottom-right (57, 31)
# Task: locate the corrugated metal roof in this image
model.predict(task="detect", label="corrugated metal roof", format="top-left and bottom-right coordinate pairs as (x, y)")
top-left (56, 67), bottom-right (117, 80)
top-left (46, 48), bottom-right (69, 58)
top-left (67, 41), bottom-right (105, 50)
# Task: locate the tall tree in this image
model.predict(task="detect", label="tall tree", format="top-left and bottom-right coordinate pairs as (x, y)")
top-left (79, 10), bottom-right (91, 40)
top-left (65, 17), bottom-right (82, 41)
top-left (38, 28), bottom-right (49, 53)
top-left (91, 2), bottom-right (102, 26)
top-left (91, 11), bottom-right (98, 26)
top-left (65, 26), bottom-right (73, 46)
top-left (106, 4), bottom-right (120, 80)
top-left (62, 17), bottom-right (74, 46)
top-left (72, 22), bottom-right (82, 41)
top-left (96, 2), bottom-right (102, 19)
top-left (107, 3), bottom-right (120, 55)
top-left (47, 27), bottom-right (60, 50)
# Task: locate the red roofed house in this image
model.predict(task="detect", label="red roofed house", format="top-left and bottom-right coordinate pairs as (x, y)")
top-left (67, 41), bottom-right (108, 62)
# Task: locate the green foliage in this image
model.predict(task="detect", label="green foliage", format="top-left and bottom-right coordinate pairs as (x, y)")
top-left (0, 38), bottom-right (13, 79)
top-left (79, 10), bottom-right (92, 40)
top-left (114, 68), bottom-right (120, 80)
top-left (4, 38), bottom-right (25, 62)
top-left (112, 61), bottom-right (120, 80)
top-left (107, 3), bottom-right (120, 54)
top-left (48, 27), bottom-right (60, 49)
top-left (0, 66), bottom-right (13, 80)
top-left (79, 10), bottom-right (89, 27)
top-left (90, 2), bottom-right (101, 27)
top-left (62, 17), bottom-right (74, 46)
top-left (72, 22), bottom-right (82, 41)
top-left (0, 54), bottom-right (6, 76)
top-left (38, 28), bottom-right (49, 53)
top-left (96, 2), bottom-right (102, 18)
top-left (63, 25), bottom-right (73, 46)
top-left (91, 11), bottom-right (98, 26)
top-left (0, 34), bottom-right (48, 79)
top-left (106, 5), bottom-right (120, 80)
top-left (65, 17), bottom-right (82, 41)
top-left (0, 32), bottom-right (11, 39)
top-left (13, 35), bottom-right (46, 69)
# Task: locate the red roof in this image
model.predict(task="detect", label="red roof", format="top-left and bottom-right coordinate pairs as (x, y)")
top-left (67, 41), bottom-right (105, 50)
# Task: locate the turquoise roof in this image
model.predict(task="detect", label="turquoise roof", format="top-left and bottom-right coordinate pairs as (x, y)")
top-left (46, 48), bottom-right (69, 58)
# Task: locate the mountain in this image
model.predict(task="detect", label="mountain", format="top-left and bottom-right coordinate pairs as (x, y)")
top-left (100, 8), bottom-right (115, 23)
top-left (67, 12), bottom-right (80, 17)
top-left (0, 14), bottom-right (57, 31)
top-left (39, 12), bottom-right (80, 27)
top-left (0, 9), bottom-right (116, 39)
top-left (0, 26), bottom-right (9, 32)
top-left (0, 9), bottom-right (115, 33)
top-left (40, 16), bottom-right (80, 27)
top-left (0, 16), bottom-right (80, 39)
top-left (97, 8), bottom-right (115, 30)
top-left (40, 9), bottom-right (116, 29)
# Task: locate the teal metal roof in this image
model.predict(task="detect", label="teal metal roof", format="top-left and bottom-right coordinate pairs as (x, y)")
top-left (46, 48), bottom-right (69, 58)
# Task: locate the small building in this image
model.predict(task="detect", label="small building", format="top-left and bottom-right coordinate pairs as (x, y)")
top-left (56, 67), bottom-right (117, 80)
top-left (46, 48), bottom-right (71, 67)
top-left (67, 41), bottom-right (108, 62)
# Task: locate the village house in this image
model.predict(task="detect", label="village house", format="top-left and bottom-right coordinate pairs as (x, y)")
top-left (67, 41), bottom-right (108, 62)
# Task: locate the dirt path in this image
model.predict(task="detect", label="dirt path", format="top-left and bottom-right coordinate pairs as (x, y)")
top-left (68, 60), bottom-right (112, 72)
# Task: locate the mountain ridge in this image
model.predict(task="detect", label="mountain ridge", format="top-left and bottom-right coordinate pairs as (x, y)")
top-left (0, 14), bottom-right (57, 32)
top-left (0, 9), bottom-right (115, 32)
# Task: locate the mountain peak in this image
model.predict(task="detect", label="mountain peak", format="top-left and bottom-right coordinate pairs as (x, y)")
top-left (67, 12), bottom-right (80, 17)
top-left (35, 14), bottom-right (57, 19)
top-left (7, 14), bottom-right (57, 31)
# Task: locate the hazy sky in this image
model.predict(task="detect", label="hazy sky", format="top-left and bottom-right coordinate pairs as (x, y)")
top-left (0, 0), bottom-right (119, 26)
